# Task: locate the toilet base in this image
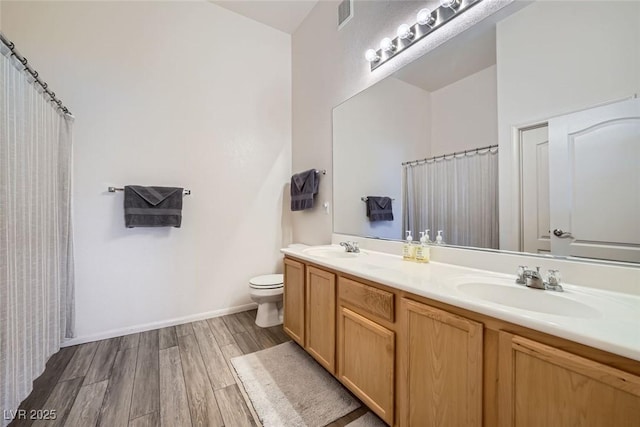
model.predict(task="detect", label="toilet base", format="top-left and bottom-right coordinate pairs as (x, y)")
top-left (255, 301), bottom-right (283, 328)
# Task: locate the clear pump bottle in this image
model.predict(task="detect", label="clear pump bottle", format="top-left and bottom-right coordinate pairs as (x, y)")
top-left (403, 230), bottom-right (415, 260)
top-left (415, 231), bottom-right (430, 263)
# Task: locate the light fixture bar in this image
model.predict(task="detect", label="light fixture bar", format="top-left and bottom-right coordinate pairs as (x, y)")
top-left (368, 0), bottom-right (482, 71)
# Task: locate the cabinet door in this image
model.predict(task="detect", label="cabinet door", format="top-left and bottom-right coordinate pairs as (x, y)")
top-left (283, 258), bottom-right (305, 346)
top-left (401, 299), bottom-right (483, 427)
top-left (338, 306), bottom-right (395, 425)
top-left (305, 266), bottom-right (336, 373)
top-left (498, 332), bottom-right (640, 427)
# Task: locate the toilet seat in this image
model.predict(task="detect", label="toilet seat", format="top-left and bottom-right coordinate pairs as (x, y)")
top-left (249, 274), bottom-right (284, 328)
top-left (249, 274), bottom-right (283, 290)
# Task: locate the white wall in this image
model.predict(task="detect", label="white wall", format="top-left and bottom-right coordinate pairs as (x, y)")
top-left (292, 0), bottom-right (514, 245)
top-left (497, 1), bottom-right (640, 251)
top-left (2, 1), bottom-right (291, 341)
top-left (333, 77), bottom-right (430, 240)
top-left (430, 64), bottom-right (497, 157)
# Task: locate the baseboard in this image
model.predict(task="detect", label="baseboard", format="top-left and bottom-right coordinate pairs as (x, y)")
top-left (61, 302), bottom-right (258, 347)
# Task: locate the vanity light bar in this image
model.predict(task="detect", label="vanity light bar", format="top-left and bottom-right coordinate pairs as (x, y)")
top-left (366, 0), bottom-right (483, 71)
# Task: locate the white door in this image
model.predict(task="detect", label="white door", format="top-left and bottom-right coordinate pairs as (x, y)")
top-left (548, 98), bottom-right (640, 263)
top-left (521, 125), bottom-right (551, 254)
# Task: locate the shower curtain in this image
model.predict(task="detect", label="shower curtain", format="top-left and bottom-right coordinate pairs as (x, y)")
top-left (0, 41), bottom-right (75, 422)
top-left (403, 147), bottom-right (499, 249)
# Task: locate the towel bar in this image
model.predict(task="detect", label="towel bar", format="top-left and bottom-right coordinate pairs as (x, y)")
top-left (108, 187), bottom-right (191, 195)
top-left (315, 169), bottom-right (326, 175)
top-left (361, 196), bottom-right (395, 202)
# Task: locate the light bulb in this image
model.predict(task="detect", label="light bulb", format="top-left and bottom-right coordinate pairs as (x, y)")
top-left (417, 8), bottom-right (435, 26)
top-left (440, 0), bottom-right (459, 9)
top-left (365, 48), bottom-right (380, 63)
top-left (380, 37), bottom-right (395, 52)
top-left (397, 24), bottom-right (414, 40)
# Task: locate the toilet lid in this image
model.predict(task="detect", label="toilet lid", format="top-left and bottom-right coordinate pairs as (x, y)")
top-left (249, 274), bottom-right (284, 289)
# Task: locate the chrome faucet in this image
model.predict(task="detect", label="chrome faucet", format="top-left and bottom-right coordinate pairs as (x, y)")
top-left (340, 241), bottom-right (360, 253)
top-left (516, 266), bottom-right (563, 292)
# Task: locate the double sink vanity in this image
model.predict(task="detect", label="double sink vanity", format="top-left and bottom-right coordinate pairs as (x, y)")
top-left (280, 244), bottom-right (640, 427)
top-left (305, 1), bottom-right (640, 425)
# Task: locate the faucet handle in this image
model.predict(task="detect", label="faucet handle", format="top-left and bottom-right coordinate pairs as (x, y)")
top-left (545, 269), bottom-right (563, 292)
top-left (546, 269), bottom-right (561, 283)
top-left (516, 265), bottom-right (528, 285)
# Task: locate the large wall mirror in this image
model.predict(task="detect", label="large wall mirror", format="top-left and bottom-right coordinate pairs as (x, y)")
top-left (333, 0), bottom-right (640, 264)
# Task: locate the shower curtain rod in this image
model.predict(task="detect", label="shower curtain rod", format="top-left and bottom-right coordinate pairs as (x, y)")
top-left (0, 32), bottom-right (72, 115)
top-left (402, 144), bottom-right (498, 166)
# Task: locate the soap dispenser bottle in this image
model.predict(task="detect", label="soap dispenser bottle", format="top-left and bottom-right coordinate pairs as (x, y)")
top-left (415, 231), bottom-right (430, 263)
top-left (403, 230), bottom-right (415, 260)
top-left (435, 230), bottom-right (444, 245)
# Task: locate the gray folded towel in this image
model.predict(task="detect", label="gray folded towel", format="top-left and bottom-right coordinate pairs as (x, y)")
top-left (290, 169), bottom-right (319, 211)
top-left (124, 186), bottom-right (183, 228)
top-left (366, 196), bottom-right (393, 221)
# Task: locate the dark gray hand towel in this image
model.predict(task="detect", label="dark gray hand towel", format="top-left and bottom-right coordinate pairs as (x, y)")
top-left (366, 196), bottom-right (393, 221)
top-left (290, 169), bottom-right (319, 211)
top-left (124, 186), bottom-right (183, 228)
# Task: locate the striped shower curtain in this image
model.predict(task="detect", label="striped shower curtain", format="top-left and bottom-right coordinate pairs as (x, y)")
top-left (402, 147), bottom-right (499, 249)
top-left (0, 40), bottom-right (75, 424)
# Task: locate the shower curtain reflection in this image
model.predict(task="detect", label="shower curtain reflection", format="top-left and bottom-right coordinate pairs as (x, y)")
top-left (403, 147), bottom-right (499, 249)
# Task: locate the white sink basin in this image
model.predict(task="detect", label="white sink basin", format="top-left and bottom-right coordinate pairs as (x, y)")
top-left (302, 246), bottom-right (366, 259)
top-left (455, 279), bottom-right (601, 318)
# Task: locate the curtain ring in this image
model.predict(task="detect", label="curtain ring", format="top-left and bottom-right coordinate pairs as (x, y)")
top-left (20, 57), bottom-right (28, 66)
top-left (41, 82), bottom-right (48, 89)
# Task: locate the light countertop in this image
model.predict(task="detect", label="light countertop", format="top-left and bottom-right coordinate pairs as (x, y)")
top-left (281, 245), bottom-right (640, 362)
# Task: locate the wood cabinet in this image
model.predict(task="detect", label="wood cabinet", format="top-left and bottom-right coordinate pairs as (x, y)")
top-left (400, 298), bottom-right (483, 427)
top-left (305, 266), bottom-right (336, 372)
top-left (338, 306), bottom-right (395, 425)
top-left (498, 332), bottom-right (640, 427)
top-left (283, 258), bottom-right (305, 346)
top-left (339, 276), bottom-right (394, 323)
top-left (283, 255), bottom-right (640, 427)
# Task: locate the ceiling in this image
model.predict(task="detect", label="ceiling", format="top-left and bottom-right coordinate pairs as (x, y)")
top-left (393, 25), bottom-right (496, 92)
top-left (210, 0), bottom-right (320, 34)
top-left (392, 1), bottom-right (529, 92)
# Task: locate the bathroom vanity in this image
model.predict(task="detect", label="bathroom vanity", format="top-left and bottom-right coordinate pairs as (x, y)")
top-left (291, 2), bottom-right (640, 425)
top-left (281, 246), bottom-right (640, 427)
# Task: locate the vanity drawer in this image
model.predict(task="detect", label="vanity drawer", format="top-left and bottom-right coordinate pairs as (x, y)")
top-left (338, 277), bottom-right (394, 323)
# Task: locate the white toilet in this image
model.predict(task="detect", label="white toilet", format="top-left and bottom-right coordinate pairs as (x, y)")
top-left (248, 274), bottom-right (284, 328)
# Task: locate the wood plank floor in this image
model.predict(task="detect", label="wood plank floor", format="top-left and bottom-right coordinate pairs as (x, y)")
top-left (9, 310), bottom-right (367, 427)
